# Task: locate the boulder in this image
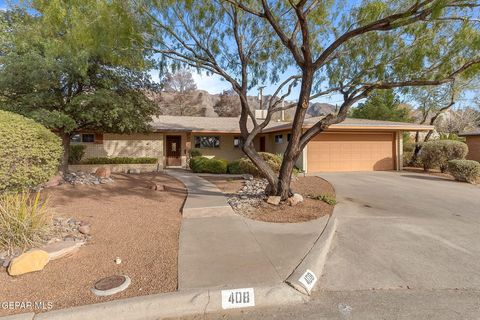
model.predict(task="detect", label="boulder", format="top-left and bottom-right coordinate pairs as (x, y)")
top-left (266, 196), bottom-right (281, 206)
top-left (147, 183), bottom-right (164, 191)
top-left (95, 166), bottom-right (111, 178)
top-left (78, 225), bottom-right (91, 235)
top-left (7, 250), bottom-right (49, 276)
top-left (288, 193), bottom-right (304, 206)
top-left (41, 241), bottom-right (84, 261)
top-left (44, 175), bottom-right (63, 188)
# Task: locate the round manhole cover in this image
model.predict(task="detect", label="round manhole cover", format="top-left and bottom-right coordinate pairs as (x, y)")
top-left (91, 275), bottom-right (131, 296)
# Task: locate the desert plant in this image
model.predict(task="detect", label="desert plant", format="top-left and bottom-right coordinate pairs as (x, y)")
top-left (227, 160), bottom-right (244, 174)
top-left (68, 145), bottom-right (86, 164)
top-left (419, 140), bottom-right (468, 172)
top-left (0, 191), bottom-right (53, 254)
top-left (81, 157), bottom-right (158, 164)
top-left (0, 110), bottom-right (63, 191)
top-left (448, 160), bottom-right (480, 184)
top-left (239, 153), bottom-right (282, 177)
top-left (309, 194), bottom-right (337, 206)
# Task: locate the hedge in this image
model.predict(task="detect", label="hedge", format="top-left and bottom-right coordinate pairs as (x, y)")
top-left (419, 140), bottom-right (468, 172)
top-left (0, 110), bottom-right (63, 191)
top-left (448, 160), bottom-right (480, 184)
top-left (227, 160), bottom-right (244, 174)
top-left (81, 157), bottom-right (158, 164)
top-left (238, 152), bottom-right (282, 177)
top-left (190, 156), bottom-right (228, 174)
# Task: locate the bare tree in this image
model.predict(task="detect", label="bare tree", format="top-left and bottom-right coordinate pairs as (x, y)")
top-left (159, 69), bottom-right (202, 116)
top-left (141, 0), bottom-right (480, 199)
top-left (436, 106), bottom-right (480, 134)
top-left (161, 69), bottom-right (197, 93)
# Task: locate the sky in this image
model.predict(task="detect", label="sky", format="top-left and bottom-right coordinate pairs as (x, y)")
top-left (2, 0), bottom-right (478, 108)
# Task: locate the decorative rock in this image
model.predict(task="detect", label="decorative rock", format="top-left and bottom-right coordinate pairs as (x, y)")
top-left (44, 175), bottom-right (64, 188)
top-left (147, 183), bottom-right (164, 191)
top-left (41, 241), bottom-right (84, 261)
top-left (1, 258), bottom-right (10, 268)
top-left (7, 250), bottom-right (50, 276)
top-left (114, 257), bottom-right (122, 265)
top-left (288, 193), bottom-right (304, 206)
top-left (267, 196), bottom-right (281, 206)
top-left (78, 225), bottom-right (91, 235)
top-left (95, 167), bottom-right (111, 178)
top-left (242, 174), bottom-right (254, 181)
top-left (64, 171), bottom-right (114, 185)
top-left (128, 168), bottom-right (141, 174)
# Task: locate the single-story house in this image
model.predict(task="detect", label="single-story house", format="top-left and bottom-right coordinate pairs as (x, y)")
top-left (459, 130), bottom-right (480, 162)
top-left (71, 114), bottom-right (433, 173)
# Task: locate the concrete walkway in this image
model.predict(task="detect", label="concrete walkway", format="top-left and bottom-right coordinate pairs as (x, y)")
top-left (166, 170), bottom-right (329, 290)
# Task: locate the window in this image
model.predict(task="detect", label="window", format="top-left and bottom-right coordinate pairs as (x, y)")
top-left (70, 133), bottom-right (95, 143)
top-left (194, 136), bottom-right (220, 148)
top-left (82, 134), bottom-right (95, 143)
top-left (287, 133), bottom-right (292, 142)
top-left (274, 134), bottom-right (283, 144)
top-left (233, 136), bottom-right (244, 148)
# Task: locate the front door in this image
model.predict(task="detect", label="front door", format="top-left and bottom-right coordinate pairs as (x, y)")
top-left (260, 136), bottom-right (266, 152)
top-left (166, 135), bottom-right (182, 166)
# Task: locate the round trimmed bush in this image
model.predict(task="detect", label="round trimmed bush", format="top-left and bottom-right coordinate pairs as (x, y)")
top-left (448, 160), bottom-right (480, 184)
top-left (190, 156), bottom-right (228, 174)
top-left (0, 110), bottom-right (62, 191)
top-left (227, 160), bottom-right (244, 174)
top-left (239, 152), bottom-right (282, 177)
top-left (419, 140), bottom-right (468, 172)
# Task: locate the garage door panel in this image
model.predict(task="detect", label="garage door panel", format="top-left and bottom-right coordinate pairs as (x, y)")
top-left (307, 132), bottom-right (395, 172)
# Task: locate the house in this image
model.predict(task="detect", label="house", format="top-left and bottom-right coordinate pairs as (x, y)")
top-left (71, 115), bottom-right (433, 173)
top-left (459, 130), bottom-right (480, 162)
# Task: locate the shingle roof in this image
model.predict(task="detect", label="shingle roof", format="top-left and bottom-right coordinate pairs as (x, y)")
top-left (150, 115), bottom-right (433, 133)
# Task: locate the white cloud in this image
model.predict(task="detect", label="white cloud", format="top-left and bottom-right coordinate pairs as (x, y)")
top-left (191, 72), bottom-right (232, 94)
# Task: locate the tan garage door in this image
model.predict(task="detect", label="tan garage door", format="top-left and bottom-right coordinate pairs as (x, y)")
top-left (307, 132), bottom-right (395, 172)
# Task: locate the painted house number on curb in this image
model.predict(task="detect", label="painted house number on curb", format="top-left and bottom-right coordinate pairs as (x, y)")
top-left (299, 269), bottom-right (318, 292)
top-left (221, 288), bottom-right (255, 309)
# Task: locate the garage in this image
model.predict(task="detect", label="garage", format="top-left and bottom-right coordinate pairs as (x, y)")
top-left (307, 132), bottom-right (396, 172)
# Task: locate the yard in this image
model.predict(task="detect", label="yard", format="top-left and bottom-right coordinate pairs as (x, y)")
top-left (0, 173), bottom-right (186, 316)
top-left (205, 175), bottom-right (336, 223)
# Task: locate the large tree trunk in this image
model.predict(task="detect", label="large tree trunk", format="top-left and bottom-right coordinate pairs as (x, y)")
top-left (59, 130), bottom-right (71, 175)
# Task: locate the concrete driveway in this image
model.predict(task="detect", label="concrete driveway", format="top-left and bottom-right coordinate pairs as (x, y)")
top-left (318, 171), bottom-right (480, 291)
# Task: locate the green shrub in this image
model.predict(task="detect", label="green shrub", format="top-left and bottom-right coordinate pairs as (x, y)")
top-left (448, 160), bottom-right (480, 184)
top-left (310, 194), bottom-right (337, 205)
top-left (190, 149), bottom-right (202, 158)
top-left (0, 191), bottom-right (53, 254)
top-left (419, 140), bottom-right (468, 172)
top-left (81, 157), bottom-right (158, 164)
top-left (238, 152), bottom-right (282, 177)
top-left (190, 157), bottom-right (228, 174)
top-left (0, 110), bottom-right (63, 191)
top-left (68, 145), bottom-right (86, 164)
top-left (227, 160), bottom-right (244, 174)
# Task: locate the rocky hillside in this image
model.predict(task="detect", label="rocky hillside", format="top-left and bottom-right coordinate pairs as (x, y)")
top-left (150, 90), bottom-right (336, 118)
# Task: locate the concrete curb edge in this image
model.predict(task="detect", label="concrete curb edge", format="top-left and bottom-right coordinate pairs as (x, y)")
top-left (2, 284), bottom-right (307, 320)
top-left (285, 215), bottom-right (338, 295)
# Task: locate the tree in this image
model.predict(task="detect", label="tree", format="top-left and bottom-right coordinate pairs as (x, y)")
top-left (351, 89), bottom-right (412, 122)
top-left (161, 69), bottom-right (197, 93)
top-left (436, 106), bottom-right (480, 134)
top-left (0, 1), bottom-right (159, 173)
top-left (141, 0), bottom-right (480, 199)
top-left (214, 90), bottom-right (242, 117)
top-left (159, 69), bottom-right (201, 115)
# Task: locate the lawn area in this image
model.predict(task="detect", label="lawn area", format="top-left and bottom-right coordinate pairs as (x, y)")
top-left (205, 176), bottom-right (336, 223)
top-left (0, 173), bottom-right (186, 315)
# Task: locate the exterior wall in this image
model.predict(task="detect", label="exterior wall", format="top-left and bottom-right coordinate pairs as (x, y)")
top-left (466, 136), bottom-right (480, 161)
top-left (191, 134), bottom-right (245, 161)
top-left (74, 133), bottom-right (164, 166)
top-left (266, 131), bottom-right (304, 170)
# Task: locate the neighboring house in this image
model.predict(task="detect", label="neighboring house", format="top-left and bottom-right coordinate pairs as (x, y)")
top-left (459, 130), bottom-right (480, 162)
top-left (72, 114), bottom-right (432, 173)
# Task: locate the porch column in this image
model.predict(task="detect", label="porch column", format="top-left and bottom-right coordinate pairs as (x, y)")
top-left (185, 132), bottom-right (192, 168)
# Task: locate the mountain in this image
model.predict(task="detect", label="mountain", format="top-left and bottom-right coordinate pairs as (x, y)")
top-left (307, 103), bottom-right (337, 117)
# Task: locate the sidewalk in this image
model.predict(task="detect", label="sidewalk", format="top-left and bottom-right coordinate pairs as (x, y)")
top-left (166, 170), bottom-right (329, 290)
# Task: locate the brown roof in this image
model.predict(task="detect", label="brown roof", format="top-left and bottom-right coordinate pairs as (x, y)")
top-left (151, 115), bottom-right (433, 133)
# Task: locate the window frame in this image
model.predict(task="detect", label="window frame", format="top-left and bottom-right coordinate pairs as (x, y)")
top-left (233, 136), bottom-right (244, 148)
top-left (274, 134), bottom-right (283, 144)
top-left (70, 133), bottom-right (95, 143)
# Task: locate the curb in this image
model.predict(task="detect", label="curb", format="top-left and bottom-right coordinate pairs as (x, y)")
top-left (2, 284), bottom-right (306, 320)
top-left (285, 215), bottom-right (338, 295)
